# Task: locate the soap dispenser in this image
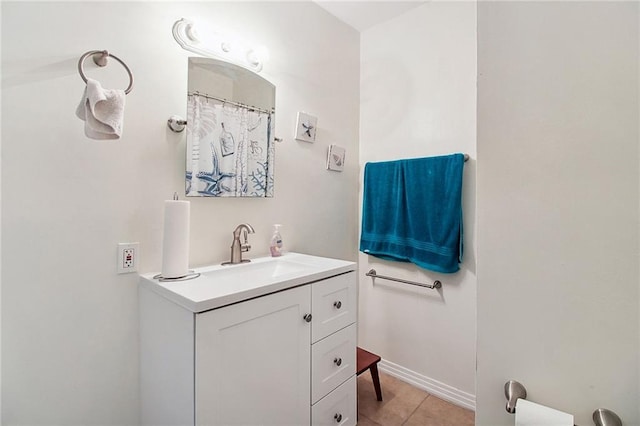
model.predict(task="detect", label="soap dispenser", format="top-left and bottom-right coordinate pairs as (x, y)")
top-left (270, 224), bottom-right (283, 257)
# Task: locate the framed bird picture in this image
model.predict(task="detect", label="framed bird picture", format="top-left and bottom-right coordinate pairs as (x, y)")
top-left (327, 144), bottom-right (345, 172)
top-left (294, 112), bottom-right (317, 142)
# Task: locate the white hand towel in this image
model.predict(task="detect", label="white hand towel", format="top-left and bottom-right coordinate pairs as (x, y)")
top-left (76, 78), bottom-right (125, 140)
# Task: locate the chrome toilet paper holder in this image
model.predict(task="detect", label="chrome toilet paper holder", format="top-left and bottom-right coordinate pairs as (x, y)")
top-left (505, 380), bottom-right (527, 414)
top-left (504, 380), bottom-right (622, 426)
top-left (592, 409), bottom-right (623, 426)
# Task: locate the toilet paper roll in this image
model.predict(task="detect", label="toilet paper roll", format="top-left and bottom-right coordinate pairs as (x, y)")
top-left (515, 399), bottom-right (574, 426)
top-left (161, 199), bottom-right (190, 279)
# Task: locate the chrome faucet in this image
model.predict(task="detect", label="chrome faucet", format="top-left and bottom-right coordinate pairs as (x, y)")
top-left (222, 223), bottom-right (255, 265)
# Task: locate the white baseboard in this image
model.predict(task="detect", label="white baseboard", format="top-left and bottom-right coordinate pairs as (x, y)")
top-left (378, 359), bottom-right (476, 411)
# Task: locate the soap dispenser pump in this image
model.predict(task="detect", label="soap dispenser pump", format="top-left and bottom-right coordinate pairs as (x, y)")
top-left (270, 224), bottom-right (283, 257)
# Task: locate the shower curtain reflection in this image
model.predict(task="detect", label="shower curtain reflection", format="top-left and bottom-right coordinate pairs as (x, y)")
top-left (186, 93), bottom-right (274, 197)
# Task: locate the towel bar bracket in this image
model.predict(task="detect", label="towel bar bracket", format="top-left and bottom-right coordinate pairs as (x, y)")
top-left (366, 269), bottom-right (442, 289)
top-left (167, 115), bottom-right (187, 132)
top-left (92, 50), bottom-right (109, 67)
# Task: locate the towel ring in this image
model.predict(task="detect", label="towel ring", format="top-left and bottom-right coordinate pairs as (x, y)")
top-left (77, 50), bottom-right (134, 94)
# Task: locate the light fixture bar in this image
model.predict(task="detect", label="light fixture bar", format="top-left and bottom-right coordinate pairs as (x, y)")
top-left (172, 18), bottom-right (265, 73)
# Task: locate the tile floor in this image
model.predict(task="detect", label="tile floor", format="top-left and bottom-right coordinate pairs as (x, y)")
top-left (357, 371), bottom-right (474, 426)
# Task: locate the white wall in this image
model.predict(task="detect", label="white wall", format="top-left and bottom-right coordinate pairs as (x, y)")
top-left (1, 2), bottom-right (359, 424)
top-left (0, 3), bottom-right (3, 418)
top-left (476, 2), bottom-right (639, 425)
top-left (358, 2), bottom-right (477, 406)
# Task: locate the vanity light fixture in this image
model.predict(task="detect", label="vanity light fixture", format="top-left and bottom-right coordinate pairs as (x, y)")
top-left (172, 18), bottom-right (268, 73)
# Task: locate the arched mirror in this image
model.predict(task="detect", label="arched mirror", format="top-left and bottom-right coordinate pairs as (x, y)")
top-left (185, 57), bottom-right (275, 197)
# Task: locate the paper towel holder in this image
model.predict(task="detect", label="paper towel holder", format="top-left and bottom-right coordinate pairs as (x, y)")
top-left (504, 380), bottom-right (527, 413)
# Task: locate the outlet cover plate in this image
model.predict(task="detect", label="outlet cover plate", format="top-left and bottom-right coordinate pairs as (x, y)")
top-left (117, 242), bottom-right (139, 274)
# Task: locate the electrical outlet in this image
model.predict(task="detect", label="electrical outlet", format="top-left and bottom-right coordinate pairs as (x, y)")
top-left (123, 248), bottom-right (134, 268)
top-left (117, 242), bottom-right (139, 274)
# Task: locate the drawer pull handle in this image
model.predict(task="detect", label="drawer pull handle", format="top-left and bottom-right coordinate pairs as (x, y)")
top-left (333, 301), bottom-right (342, 309)
top-left (334, 413), bottom-right (343, 423)
top-left (303, 314), bottom-right (312, 323)
top-left (333, 357), bottom-right (342, 366)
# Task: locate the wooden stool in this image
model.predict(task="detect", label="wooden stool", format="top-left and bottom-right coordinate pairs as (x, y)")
top-left (356, 347), bottom-right (383, 401)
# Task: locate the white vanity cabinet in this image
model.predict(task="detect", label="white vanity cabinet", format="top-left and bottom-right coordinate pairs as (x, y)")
top-left (139, 253), bottom-right (356, 426)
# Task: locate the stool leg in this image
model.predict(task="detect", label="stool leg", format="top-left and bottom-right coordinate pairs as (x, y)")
top-left (370, 364), bottom-right (383, 401)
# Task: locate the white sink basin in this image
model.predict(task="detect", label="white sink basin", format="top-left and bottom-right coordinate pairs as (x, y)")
top-left (140, 252), bottom-right (356, 313)
top-left (202, 258), bottom-right (309, 282)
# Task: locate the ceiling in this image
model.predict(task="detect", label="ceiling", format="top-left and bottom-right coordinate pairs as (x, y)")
top-left (314, 1), bottom-right (427, 32)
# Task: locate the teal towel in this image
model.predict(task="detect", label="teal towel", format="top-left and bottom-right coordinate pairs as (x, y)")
top-left (359, 154), bottom-right (464, 273)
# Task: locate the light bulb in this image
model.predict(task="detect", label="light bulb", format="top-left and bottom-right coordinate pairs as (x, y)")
top-left (246, 49), bottom-right (260, 66)
top-left (185, 23), bottom-right (199, 42)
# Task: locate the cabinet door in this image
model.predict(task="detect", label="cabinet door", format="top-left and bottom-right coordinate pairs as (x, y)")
top-left (195, 285), bottom-right (311, 426)
top-left (311, 272), bottom-right (357, 343)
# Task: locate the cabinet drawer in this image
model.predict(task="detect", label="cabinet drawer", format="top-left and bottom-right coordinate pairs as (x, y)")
top-left (311, 323), bottom-right (356, 404)
top-left (311, 375), bottom-right (356, 426)
top-left (311, 272), bottom-right (356, 343)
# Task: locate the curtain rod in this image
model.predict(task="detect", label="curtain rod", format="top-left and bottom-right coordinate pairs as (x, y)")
top-left (188, 91), bottom-right (273, 115)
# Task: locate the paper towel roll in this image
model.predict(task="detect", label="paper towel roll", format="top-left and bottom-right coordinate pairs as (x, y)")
top-left (515, 399), bottom-right (574, 426)
top-left (161, 199), bottom-right (190, 279)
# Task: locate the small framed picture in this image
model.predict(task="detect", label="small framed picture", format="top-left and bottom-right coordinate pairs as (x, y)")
top-left (327, 144), bottom-right (345, 172)
top-left (294, 112), bottom-right (317, 142)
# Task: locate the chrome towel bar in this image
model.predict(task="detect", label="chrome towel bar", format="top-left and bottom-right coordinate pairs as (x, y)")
top-left (365, 269), bottom-right (442, 289)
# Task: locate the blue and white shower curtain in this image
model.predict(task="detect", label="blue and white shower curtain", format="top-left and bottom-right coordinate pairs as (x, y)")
top-left (186, 94), bottom-right (274, 197)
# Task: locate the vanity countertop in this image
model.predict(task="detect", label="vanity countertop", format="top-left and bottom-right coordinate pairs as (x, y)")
top-left (139, 252), bottom-right (356, 313)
